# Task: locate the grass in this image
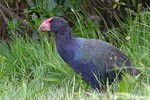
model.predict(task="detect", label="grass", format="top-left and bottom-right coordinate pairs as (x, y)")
top-left (0, 11), bottom-right (150, 99)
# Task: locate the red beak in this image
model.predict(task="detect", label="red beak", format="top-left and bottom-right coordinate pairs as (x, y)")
top-left (38, 18), bottom-right (52, 31)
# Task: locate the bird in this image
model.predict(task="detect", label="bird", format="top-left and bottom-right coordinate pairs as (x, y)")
top-left (38, 17), bottom-right (140, 89)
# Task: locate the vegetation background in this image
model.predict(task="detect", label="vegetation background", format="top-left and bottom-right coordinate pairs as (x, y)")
top-left (0, 0), bottom-right (150, 99)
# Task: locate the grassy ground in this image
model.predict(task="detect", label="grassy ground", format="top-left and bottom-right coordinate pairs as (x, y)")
top-left (0, 11), bottom-right (150, 100)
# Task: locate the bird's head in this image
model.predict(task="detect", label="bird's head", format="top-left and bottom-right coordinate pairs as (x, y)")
top-left (38, 17), bottom-right (70, 34)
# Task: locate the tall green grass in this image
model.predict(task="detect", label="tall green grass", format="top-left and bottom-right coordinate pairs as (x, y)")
top-left (0, 11), bottom-right (150, 99)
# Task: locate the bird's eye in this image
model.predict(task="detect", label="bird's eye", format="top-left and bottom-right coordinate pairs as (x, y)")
top-left (46, 20), bottom-right (50, 24)
top-left (45, 18), bottom-right (52, 24)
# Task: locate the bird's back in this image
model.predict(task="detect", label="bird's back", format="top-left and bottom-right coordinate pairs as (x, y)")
top-left (73, 38), bottom-right (132, 68)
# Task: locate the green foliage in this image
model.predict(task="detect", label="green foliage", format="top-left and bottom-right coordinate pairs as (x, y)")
top-left (0, 10), bottom-right (150, 99)
top-left (0, 0), bottom-right (150, 99)
top-left (2, 0), bottom-right (147, 38)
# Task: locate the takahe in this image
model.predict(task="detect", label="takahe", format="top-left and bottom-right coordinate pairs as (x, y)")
top-left (38, 17), bottom-right (139, 89)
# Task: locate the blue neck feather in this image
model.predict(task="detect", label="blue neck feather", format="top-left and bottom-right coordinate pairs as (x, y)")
top-left (55, 27), bottom-right (74, 60)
